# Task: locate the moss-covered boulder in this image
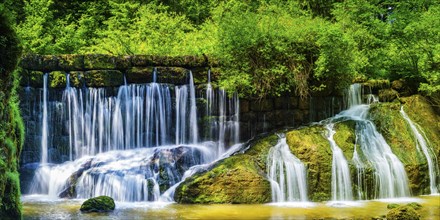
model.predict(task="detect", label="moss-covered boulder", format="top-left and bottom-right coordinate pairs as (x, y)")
top-left (174, 135), bottom-right (278, 204)
top-left (386, 205), bottom-right (420, 220)
top-left (80, 196), bottom-right (115, 213)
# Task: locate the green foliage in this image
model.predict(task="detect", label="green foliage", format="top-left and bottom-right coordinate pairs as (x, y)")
top-left (0, 6), bottom-right (24, 218)
top-left (215, 2), bottom-right (358, 98)
top-left (5, 0), bottom-right (440, 99)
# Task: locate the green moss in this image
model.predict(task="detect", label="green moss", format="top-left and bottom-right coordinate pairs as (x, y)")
top-left (83, 70), bottom-right (123, 87)
top-left (174, 135), bottom-right (278, 204)
top-left (333, 121), bottom-right (356, 160)
top-left (49, 71), bottom-right (67, 88)
top-left (80, 196), bottom-right (115, 213)
top-left (58, 54), bottom-right (84, 70)
top-left (386, 205), bottom-right (420, 220)
top-left (286, 125), bottom-right (332, 202)
top-left (388, 203), bottom-right (400, 209)
top-left (0, 11), bottom-right (23, 218)
top-left (83, 54), bottom-right (117, 70)
top-left (175, 155), bottom-right (271, 204)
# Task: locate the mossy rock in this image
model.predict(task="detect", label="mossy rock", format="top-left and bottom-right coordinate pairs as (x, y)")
top-left (286, 125), bottom-right (332, 201)
top-left (84, 70), bottom-right (123, 87)
top-left (83, 54), bottom-right (118, 70)
top-left (80, 196), bottom-right (115, 213)
top-left (387, 203), bottom-right (400, 209)
top-left (369, 95), bottom-right (440, 195)
top-left (58, 54), bottom-right (84, 71)
top-left (174, 135), bottom-right (278, 204)
top-left (378, 88), bottom-right (399, 102)
top-left (406, 202), bottom-right (422, 210)
top-left (386, 205), bottom-right (420, 220)
top-left (49, 71), bottom-right (67, 88)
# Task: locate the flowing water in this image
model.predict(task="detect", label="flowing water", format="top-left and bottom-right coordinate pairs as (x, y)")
top-left (325, 123), bottom-right (353, 201)
top-left (41, 73), bottom-right (49, 164)
top-left (332, 84), bottom-right (410, 199)
top-left (26, 71), bottom-right (241, 202)
top-left (267, 135), bottom-right (308, 202)
top-left (400, 107), bottom-right (439, 194)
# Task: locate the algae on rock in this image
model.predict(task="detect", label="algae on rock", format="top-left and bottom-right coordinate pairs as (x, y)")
top-left (174, 135), bottom-right (278, 204)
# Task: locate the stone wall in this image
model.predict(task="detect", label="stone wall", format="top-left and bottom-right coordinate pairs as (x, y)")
top-left (19, 54), bottom-right (219, 87)
top-left (18, 54), bottom-right (345, 165)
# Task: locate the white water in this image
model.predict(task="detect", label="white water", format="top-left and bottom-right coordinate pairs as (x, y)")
top-left (334, 84), bottom-right (410, 199)
top-left (29, 70), bottom-right (242, 202)
top-left (325, 123), bottom-right (353, 201)
top-left (41, 73), bottom-right (49, 164)
top-left (400, 107), bottom-right (439, 194)
top-left (267, 135), bottom-right (308, 202)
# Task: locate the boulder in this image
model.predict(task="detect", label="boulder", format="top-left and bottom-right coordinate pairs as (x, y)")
top-left (80, 196), bottom-right (115, 213)
top-left (386, 205), bottom-right (420, 220)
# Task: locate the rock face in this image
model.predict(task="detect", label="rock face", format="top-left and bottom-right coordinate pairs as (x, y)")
top-left (174, 135), bottom-right (277, 203)
top-left (80, 196), bottom-right (115, 213)
top-left (174, 94), bottom-right (440, 204)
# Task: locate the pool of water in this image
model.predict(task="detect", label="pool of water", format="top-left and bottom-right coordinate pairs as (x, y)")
top-left (22, 195), bottom-right (440, 219)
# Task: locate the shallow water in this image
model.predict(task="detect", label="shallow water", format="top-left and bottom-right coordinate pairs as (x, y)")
top-left (22, 195), bottom-right (440, 219)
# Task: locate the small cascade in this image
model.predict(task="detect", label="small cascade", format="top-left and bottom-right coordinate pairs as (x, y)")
top-left (267, 135), bottom-right (308, 202)
top-left (176, 71), bottom-right (199, 145)
top-left (203, 71), bottom-right (240, 155)
top-left (400, 107), bottom-right (439, 194)
top-left (334, 84), bottom-right (410, 199)
top-left (352, 136), bottom-right (367, 200)
top-left (325, 123), bottom-right (353, 201)
top-left (41, 73), bottom-right (49, 164)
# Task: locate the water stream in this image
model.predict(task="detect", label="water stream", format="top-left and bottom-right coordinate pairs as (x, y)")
top-left (267, 135), bottom-right (308, 202)
top-left (400, 107), bottom-right (439, 194)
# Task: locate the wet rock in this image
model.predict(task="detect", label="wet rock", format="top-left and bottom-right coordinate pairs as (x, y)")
top-left (80, 196), bottom-right (115, 213)
top-left (59, 160), bottom-right (92, 198)
top-left (175, 135), bottom-right (278, 204)
top-left (387, 203), bottom-right (400, 209)
top-left (386, 205), bottom-right (420, 220)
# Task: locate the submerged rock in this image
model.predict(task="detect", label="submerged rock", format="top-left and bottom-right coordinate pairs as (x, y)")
top-left (80, 196), bottom-right (115, 213)
top-left (386, 205), bottom-right (420, 220)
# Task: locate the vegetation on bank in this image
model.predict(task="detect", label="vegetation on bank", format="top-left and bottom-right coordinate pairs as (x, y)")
top-left (0, 7), bottom-right (25, 219)
top-left (1, 0), bottom-right (439, 101)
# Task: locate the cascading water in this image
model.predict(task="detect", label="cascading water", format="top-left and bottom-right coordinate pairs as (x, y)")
top-left (41, 73), bottom-right (49, 164)
top-left (400, 107), bottom-right (439, 194)
top-left (27, 70), bottom-right (242, 202)
top-left (203, 70), bottom-right (240, 155)
top-left (325, 123), bottom-right (353, 201)
top-left (267, 135), bottom-right (308, 202)
top-left (333, 84), bottom-right (410, 199)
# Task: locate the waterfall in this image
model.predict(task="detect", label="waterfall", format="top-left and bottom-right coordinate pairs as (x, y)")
top-left (267, 135), bottom-right (308, 202)
top-left (334, 84), bottom-right (410, 199)
top-left (325, 123), bottom-right (353, 201)
top-left (41, 73), bottom-right (49, 164)
top-left (400, 107), bottom-right (439, 194)
top-left (28, 70), bottom-right (241, 202)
